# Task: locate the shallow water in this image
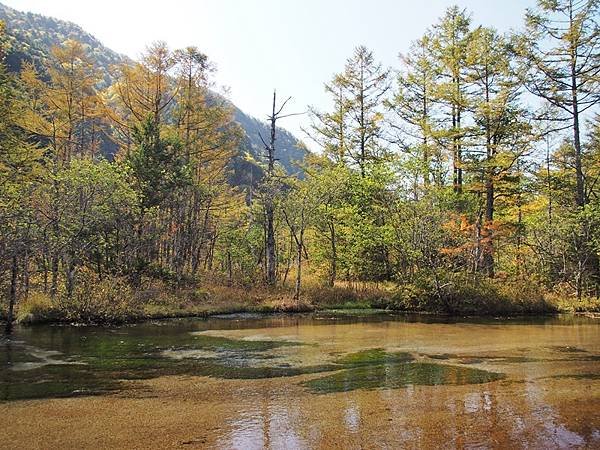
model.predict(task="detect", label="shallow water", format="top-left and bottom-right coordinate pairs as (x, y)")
top-left (1, 312), bottom-right (600, 448)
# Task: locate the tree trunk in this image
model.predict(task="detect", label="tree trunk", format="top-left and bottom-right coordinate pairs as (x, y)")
top-left (328, 221), bottom-right (337, 287)
top-left (482, 80), bottom-right (495, 278)
top-left (50, 255), bottom-right (59, 298)
top-left (265, 91), bottom-right (278, 285)
top-left (5, 255), bottom-right (17, 334)
top-left (483, 176), bottom-right (495, 277)
top-left (65, 257), bottom-right (76, 299)
top-left (227, 250), bottom-right (233, 286)
top-left (294, 234), bottom-right (303, 305)
top-left (266, 202), bottom-right (276, 285)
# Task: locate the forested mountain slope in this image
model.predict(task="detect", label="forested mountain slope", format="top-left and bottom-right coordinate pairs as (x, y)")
top-left (0, 1), bottom-right (307, 177)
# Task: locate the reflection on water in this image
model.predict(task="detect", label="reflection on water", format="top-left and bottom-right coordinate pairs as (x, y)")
top-left (343, 401), bottom-right (361, 433)
top-left (1, 312), bottom-right (600, 448)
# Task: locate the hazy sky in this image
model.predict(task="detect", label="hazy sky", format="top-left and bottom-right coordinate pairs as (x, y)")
top-left (4, 0), bottom-right (538, 143)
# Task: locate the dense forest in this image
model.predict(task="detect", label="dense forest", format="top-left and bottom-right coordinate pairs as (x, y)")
top-left (1, 0), bottom-right (599, 328)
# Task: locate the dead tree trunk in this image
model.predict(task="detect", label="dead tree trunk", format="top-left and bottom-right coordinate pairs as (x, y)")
top-left (259, 90), bottom-right (299, 285)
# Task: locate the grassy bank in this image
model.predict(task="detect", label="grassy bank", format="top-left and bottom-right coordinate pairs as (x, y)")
top-left (3, 273), bottom-right (599, 327)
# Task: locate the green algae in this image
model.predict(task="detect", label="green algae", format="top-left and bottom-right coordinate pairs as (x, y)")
top-left (0, 330), bottom-right (329, 401)
top-left (303, 361), bottom-right (506, 394)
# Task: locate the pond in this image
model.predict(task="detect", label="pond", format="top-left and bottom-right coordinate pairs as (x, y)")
top-left (2, 312), bottom-right (600, 448)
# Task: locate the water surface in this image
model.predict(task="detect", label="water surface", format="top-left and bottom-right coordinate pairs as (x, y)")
top-left (1, 312), bottom-right (599, 448)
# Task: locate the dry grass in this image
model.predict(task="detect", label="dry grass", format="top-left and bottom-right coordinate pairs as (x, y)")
top-left (15, 292), bottom-right (60, 324)
top-left (6, 269), bottom-right (600, 326)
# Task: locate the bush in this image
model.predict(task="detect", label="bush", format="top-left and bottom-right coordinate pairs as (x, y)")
top-left (59, 273), bottom-right (141, 323)
top-left (439, 273), bottom-right (554, 315)
top-left (385, 273), bottom-right (556, 315)
top-left (545, 288), bottom-right (600, 313)
top-left (390, 282), bottom-right (433, 311)
top-left (16, 292), bottom-right (60, 324)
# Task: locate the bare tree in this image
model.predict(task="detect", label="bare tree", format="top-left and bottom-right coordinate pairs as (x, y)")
top-left (259, 90), bottom-right (301, 285)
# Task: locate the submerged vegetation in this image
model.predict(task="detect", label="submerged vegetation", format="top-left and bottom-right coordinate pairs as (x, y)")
top-left (1, 326), bottom-right (511, 401)
top-left (9, 322), bottom-right (598, 402)
top-left (302, 362), bottom-right (506, 394)
top-left (1, 0), bottom-right (600, 330)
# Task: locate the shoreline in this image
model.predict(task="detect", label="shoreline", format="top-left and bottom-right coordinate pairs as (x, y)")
top-left (3, 302), bottom-right (599, 329)
top-left (4, 281), bottom-right (600, 328)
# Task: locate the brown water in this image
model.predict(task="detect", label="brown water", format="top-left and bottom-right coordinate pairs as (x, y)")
top-left (1, 312), bottom-right (600, 448)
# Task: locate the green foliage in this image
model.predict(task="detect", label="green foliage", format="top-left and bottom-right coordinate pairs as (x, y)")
top-left (2, 3), bottom-right (600, 326)
top-left (126, 117), bottom-right (191, 212)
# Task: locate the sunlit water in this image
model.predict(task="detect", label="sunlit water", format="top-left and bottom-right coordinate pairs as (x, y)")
top-left (1, 312), bottom-right (599, 448)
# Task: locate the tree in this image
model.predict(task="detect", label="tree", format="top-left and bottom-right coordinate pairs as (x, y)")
top-left (17, 39), bottom-right (105, 297)
top-left (0, 21), bottom-right (42, 332)
top-left (19, 39), bottom-right (103, 164)
top-left (336, 46), bottom-right (390, 177)
top-left (466, 26), bottom-right (531, 276)
top-left (519, 0), bottom-right (600, 208)
top-left (281, 178), bottom-right (319, 303)
top-left (258, 91), bottom-right (299, 285)
top-left (171, 46), bottom-right (241, 281)
top-left (388, 33), bottom-right (441, 189)
top-left (519, 0), bottom-right (600, 296)
top-left (36, 158), bottom-right (137, 297)
top-left (303, 156), bottom-right (352, 286)
top-left (108, 41), bottom-right (177, 150)
top-left (306, 75), bottom-right (349, 164)
top-left (124, 116), bottom-right (190, 282)
top-left (431, 6), bottom-right (472, 193)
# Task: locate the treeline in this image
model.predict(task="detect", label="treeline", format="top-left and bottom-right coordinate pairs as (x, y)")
top-left (1, 1), bottom-right (600, 326)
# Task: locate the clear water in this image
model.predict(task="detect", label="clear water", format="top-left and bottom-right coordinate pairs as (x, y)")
top-left (1, 312), bottom-right (599, 448)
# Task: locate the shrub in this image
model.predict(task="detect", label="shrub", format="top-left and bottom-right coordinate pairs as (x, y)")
top-left (390, 282), bottom-right (433, 311)
top-left (59, 272), bottom-right (141, 323)
top-left (16, 292), bottom-right (60, 324)
top-left (439, 273), bottom-right (554, 315)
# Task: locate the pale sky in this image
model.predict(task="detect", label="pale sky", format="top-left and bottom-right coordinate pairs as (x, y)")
top-left (4, 0), bottom-right (538, 144)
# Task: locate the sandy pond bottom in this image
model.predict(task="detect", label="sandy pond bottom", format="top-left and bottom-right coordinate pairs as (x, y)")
top-left (1, 313), bottom-right (600, 449)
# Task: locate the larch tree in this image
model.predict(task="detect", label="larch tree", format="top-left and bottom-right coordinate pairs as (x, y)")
top-left (519, 0), bottom-right (600, 296)
top-left (306, 74), bottom-right (349, 165)
top-left (466, 27), bottom-right (532, 277)
top-left (520, 0), bottom-right (600, 208)
top-left (388, 32), bottom-right (442, 191)
top-left (336, 46), bottom-right (390, 178)
top-left (431, 6), bottom-right (472, 194)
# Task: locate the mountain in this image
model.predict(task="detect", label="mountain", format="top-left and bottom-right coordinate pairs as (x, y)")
top-left (0, 2), bottom-right (307, 178)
